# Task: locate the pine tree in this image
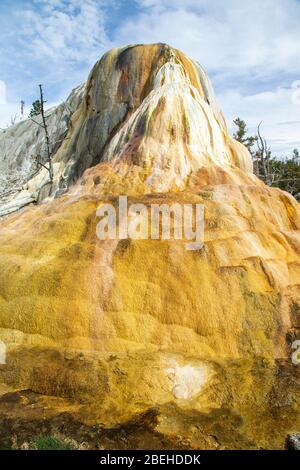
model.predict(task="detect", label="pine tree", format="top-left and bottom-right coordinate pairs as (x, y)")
top-left (233, 117), bottom-right (257, 155)
top-left (29, 99), bottom-right (42, 117)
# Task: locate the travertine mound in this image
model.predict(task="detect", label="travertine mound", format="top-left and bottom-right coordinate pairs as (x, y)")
top-left (0, 44), bottom-right (299, 449)
top-left (0, 44), bottom-right (252, 215)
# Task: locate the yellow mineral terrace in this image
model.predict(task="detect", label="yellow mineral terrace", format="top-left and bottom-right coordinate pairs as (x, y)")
top-left (0, 44), bottom-right (299, 450)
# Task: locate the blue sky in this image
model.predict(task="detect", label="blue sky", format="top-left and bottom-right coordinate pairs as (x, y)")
top-left (0, 0), bottom-right (300, 155)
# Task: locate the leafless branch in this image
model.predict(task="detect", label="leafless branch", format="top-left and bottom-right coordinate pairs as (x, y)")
top-left (29, 118), bottom-right (44, 129)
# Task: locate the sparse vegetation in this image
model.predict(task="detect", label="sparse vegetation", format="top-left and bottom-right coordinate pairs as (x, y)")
top-left (29, 99), bottom-right (42, 117)
top-left (233, 117), bottom-right (300, 200)
top-left (0, 433), bottom-right (89, 450)
top-left (31, 436), bottom-right (72, 450)
top-left (233, 117), bottom-right (257, 155)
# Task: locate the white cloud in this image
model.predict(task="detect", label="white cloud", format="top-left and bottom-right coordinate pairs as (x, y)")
top-left (0, 0), bottom-right (112, 126)
top-left (0, 81), bottom-right (6, 106)
top-left (220, 85), bottom-right (300, 155)
top-left (20, 0), bottom-right (111, 65)
top-left (0, 80), bottom-right (20, 128)
top-left (120, 0), bottom-right (300, 76)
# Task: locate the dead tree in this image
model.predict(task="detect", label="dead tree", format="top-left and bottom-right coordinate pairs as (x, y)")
top-left (20, 100), bottom-right (25, 120)
top-left (10, 114), bottom-right (17, 126)
top-left (257, 122), bottom-right (270, 184)
top-left (30, 84), bottom-right (53, 183)
top-left (255, 122), bottom-right (283, 186)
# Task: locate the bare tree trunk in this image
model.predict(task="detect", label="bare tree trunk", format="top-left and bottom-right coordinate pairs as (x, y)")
top-left (39, 84), bottom-right (53, 182)
top-left (257, 122), bottom-right (269, 184)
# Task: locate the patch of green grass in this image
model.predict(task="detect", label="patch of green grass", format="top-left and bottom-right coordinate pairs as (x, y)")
top-left (32, 436), bottom-right (72, 450)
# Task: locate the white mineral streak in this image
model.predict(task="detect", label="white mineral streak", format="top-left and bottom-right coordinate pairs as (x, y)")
top-left (103, 61), bottom-right (248, 192)
top-left (166, 360), bottom-right (209, 400)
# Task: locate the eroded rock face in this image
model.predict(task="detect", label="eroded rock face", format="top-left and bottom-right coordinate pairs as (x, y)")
top-left (0, 85), bottom-right (85, 216)
top-left (0, 44), bottom-right (299, 449)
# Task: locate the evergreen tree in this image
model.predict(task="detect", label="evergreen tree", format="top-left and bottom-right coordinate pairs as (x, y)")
top-left (233, 117), bottom-right (257, 155)
top-left (29, 99), bottom-right (42, 117)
